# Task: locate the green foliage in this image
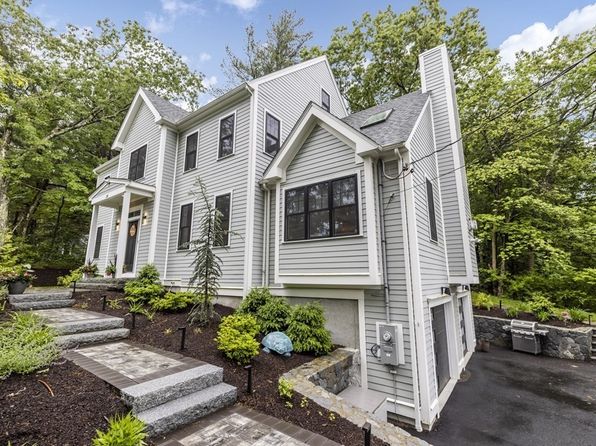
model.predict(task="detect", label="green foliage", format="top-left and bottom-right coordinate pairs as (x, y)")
top-left (238, 287), bottom-right (274, 316)
top-left (505, 304), bottom-right (521, 319)
top-left (256, 297), bottom-right (291, 333)
top-left (528, 293), bottom-right (555, 320)
top-left (568, 308), bottom-right (589, 324)
top-left (105, 260), bottom-right (116, 277)
top-left (92, 413), bottom-right (147, 446)
top-left (278, 377), bottom-right (294, 400)
top-left (81, 262), bottom-right (98, 275)
top-left (150, 291), bottom-right (197, 312)
top-left (221, 10), bottom-right (313, 90)
top-left (472, 292), bottom-right (494, 310)
top-left (57, 267), bottom-right (83, 286)
top-left (188, 294), bottom-right (216, 327)
top-left (124, 264), bottom-right (164, 306)
top-left (0, 313), bottom-right (60, 379)
top-left (215, 314), bottom-right (260, 365)
top-left (0, 1), bottom-right (204, 268)
top-left (286, 302), bottom-right (332, 355)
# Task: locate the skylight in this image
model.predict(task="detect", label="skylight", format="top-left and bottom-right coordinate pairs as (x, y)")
top-left (360, 108), bottom-right (393, 129)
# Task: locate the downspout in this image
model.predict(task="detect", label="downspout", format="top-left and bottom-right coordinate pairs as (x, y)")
top-left (396, 149), bottom-right (423, 432)
top-left (261, 184), bottom-right (271, 287)
top-left (376, 160), bottom-right (391, 324)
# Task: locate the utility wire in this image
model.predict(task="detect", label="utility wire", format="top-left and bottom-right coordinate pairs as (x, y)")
top-left (408, 47), bottom-right (596, 168)
top-left (399, 97), bottom-right (596, 195)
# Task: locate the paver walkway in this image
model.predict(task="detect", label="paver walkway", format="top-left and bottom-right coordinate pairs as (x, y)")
top-left (157, 405), bottom-right (341, 446)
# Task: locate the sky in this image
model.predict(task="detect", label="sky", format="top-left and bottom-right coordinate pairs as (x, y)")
top-left (30, 0), bottom-right (596, 104)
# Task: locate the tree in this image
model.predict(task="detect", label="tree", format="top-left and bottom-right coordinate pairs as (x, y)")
top-left (187, 178), bottom-right (226, 326)
top-left (302, 0), bottom-right (497, 112)
top-left (220, 10), bottom-right (312, 89)
top-left (0, 0), bottom-right (204, 265)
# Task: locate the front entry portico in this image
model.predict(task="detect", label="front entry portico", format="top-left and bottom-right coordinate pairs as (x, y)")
top-left (88, 178), bottom-right (155, 277)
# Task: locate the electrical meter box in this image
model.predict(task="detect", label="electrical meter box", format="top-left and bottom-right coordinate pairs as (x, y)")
top-left (376, 322), bottom-right (405, 366)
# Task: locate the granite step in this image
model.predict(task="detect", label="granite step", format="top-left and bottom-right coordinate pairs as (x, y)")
top-left (137, 382), bottom-right (237, 437)
top-left (56, 328), bottom-right (130, 349)
top-left (11, 299), bottom-right (75, 310)
top-left (8, 291), bottom-right (72, 304)
top-left (49, 316), bottom-right (125, 335)
top-left (122, 364), bottom-right (223, 413)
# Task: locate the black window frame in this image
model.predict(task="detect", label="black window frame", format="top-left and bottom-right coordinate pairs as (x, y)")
top-left (284, 174), bottom-right (359, 242)
top-left (321, 89), bottom-right (330, 112)
top-left (93, 226), bottom-right (103, 259)
top-left (264, 112), bottom-right (281, 156)
top-left (214, 193), bottom-right (231, 247)
top-left (426, 178), bottom-right (438, 242)
top-left (184, 131), bottom-right (198, 171)
top-left (128, 145), bottom-right (147, 181)
top-left (177, 203), bottom-right (193, 250)
top-left (218, 113), bottom-right (235, 159)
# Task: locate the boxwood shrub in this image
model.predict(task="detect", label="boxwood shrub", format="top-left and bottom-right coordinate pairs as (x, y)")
top-left (215, 314), bottom-right (260, 365)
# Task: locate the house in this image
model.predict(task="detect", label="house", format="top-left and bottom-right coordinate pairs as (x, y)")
top-left (86, 44), bottom-right (479, 430)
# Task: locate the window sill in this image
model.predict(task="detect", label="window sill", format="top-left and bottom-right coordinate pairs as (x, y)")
top-left (182, 167), bottom-right (197, 175)
top-left (217, 153), bottom-right (235, 161)
top-left (281, 233), bottom-right (364, 245)
top-left (213, 244), bottom-right (231, 249)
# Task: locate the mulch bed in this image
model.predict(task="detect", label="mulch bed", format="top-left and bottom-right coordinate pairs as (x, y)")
top-left (0, 360), bottom-right (127, 446)
top-left (74, 290), bottom-right (389, 446)
top-left (473, 307), bottom-right (591, 329)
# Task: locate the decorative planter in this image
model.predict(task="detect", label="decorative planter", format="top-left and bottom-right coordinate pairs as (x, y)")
top-left (83, 272), bottom-right (94, 280)
top-left (8, 280), bottom-right (28, 294)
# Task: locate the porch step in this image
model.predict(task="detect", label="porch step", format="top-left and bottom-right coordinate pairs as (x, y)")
top-left (56, 328), bottom-right (130, 349)
top-left (122, 364), bottom-right (223, 413)
top-left (49, 316), bottom-right (125, 335)
top-left (74, 278), bottom-right (130, 291)
top-left (11, 299), bottom-right (75, 310)
top-left (136, 382), bottom-right (237, 437)
top-left (8, 291), bottom-right (72, 304)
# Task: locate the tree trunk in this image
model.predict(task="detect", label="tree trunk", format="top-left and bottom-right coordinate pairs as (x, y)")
top-left (0, 127), bottom-right (12, 244)
top-left (491, 224), bottom-right (498, 295)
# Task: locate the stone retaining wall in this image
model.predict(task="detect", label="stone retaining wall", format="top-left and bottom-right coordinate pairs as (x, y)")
top-left (283, 348), bottom-right (427, 446)
top-left (474, 315), bottom-right (593, 361)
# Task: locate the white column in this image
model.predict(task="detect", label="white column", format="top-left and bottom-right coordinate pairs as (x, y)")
top-left (85, 205), bottom-right (99, 263)
top-left (115, 191), bottom-right (131, 277)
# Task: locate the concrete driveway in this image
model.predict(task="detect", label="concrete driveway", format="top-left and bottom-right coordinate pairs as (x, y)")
top-left (410, 346), bottom-right (596, 446)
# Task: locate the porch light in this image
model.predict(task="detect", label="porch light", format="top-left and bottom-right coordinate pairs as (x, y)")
top-left (142, 212), bottom-right (148, 225)
top-left (115, 219), bottom-right (120, 231)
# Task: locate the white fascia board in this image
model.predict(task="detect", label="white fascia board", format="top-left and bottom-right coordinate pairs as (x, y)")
top-left (111, 88), bottom-right (163, 151)
top-left (276, 273), bottom-right (382, 287)
top-left (262, 104), bottom-right (379, 183)
top-left (93, 156), bottom-right (120, 175)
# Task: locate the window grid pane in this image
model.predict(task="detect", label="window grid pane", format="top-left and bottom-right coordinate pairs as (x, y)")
top-left (426, 179), bottom-right (438, 242)
top-left (93, 226), bottom-right (103, 259)
top-left (185, 133), bottom-right (198, 171)
top-left (178, 203), bottom-right (193, 249)
top-left (215, 194), bottom-right (231, 246)
top-left (218, 115), bottom-right (235, 158)
top-left (128, 145), bottom-right (146, 181)
top-left (265, 113), bottom-right (280, 155)
top-left (322, 89), bottom-right (330, 112)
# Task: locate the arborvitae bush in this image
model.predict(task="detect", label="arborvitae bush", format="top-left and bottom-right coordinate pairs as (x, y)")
top-left (256, 297), bottom-right (291, 333)
top-left (238, 287), bottom-right (273, 316)
top-left (215, 314), bottom-right (260, 365)
top-left (286, 302), bottom-right (332, 355)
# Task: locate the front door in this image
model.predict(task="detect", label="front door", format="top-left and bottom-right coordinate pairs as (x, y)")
top-left (123, 219), bottom-right (139, 274)
top-left (431, 304), bottom-right (451, 395)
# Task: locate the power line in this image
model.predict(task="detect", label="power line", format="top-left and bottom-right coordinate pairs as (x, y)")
top-left (399, 97), bottom-right (596, 195)
top-left (409, 46), bottom-right (596, 168)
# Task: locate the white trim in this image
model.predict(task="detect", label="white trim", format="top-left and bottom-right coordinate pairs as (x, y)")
top-left (85, 205), bottom-right (99, 262)
top-left (269, 287), bottom-right (365, 300)
top-left (105, 208), bottom-right (115, 271)
top-left (243, 88), bottom-right (259, 294)
top-left (148, 126), bottom-right (168, 263)
top-left (262, 108), bottom-right (282, 156)
top-left (281, 234), bottom-right (365, 245)
top-left (183, 130), bottom-right (199, 172)
top-left (163, 130), bottom-right (181, 278)
top-left (357, 295), bottom-right (368, 389)
top-left (216, 110), bottom-right (237, 160)
top-left (175, 200), bottom-right (195, 252)
top-left (213, 190), bottom-right (234, 249)
top-left (262, 187), bottom-right (271, 286)
top-left (275, 274), bottom-right (380, 287)
top-left (92, 224), bottom-right (104, 260)
top-left (94, 156), bottom-right (119, 175)
top-left (363, 158), bottom-right (380, 280)
top-left (274, 182), bottom-right (281, 284)
top-left (248, 56), bottom-right (327, 87)
top-left (128, 203), bottom-right (143, 276)
top-left (263, 104), bottom-right (379, 183)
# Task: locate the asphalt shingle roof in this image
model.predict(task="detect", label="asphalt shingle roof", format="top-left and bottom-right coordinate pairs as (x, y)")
top-left (342, 91), bottom-right (429, 146)
top-left (141, 88), bottom-right (190, 123)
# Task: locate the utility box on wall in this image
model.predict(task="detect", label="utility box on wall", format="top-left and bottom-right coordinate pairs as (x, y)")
top-left (376, 322), bottom-right (405, 366)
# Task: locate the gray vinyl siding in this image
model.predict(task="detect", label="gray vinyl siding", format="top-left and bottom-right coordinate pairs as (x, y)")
top-left (165, 99), bottom-right (251, 287)
top-left (278, 125), bottom-right (368, 276)
top-left (251, 60), bottom-right (347, 286)
top-left (420, 47), bottom-right (467, 278)
top-left (93, 162), bottom-right (119, 274)
top-left (424, 301), bottom-right (438, 402)
top-left (364, 160), bottom-right (414, 405)
top-left (117, 103), bottom-right (161, 186)
top-left (408, 105), bottom-right (449, 295)
top-left (153, 128), bottom-right (178, 275)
